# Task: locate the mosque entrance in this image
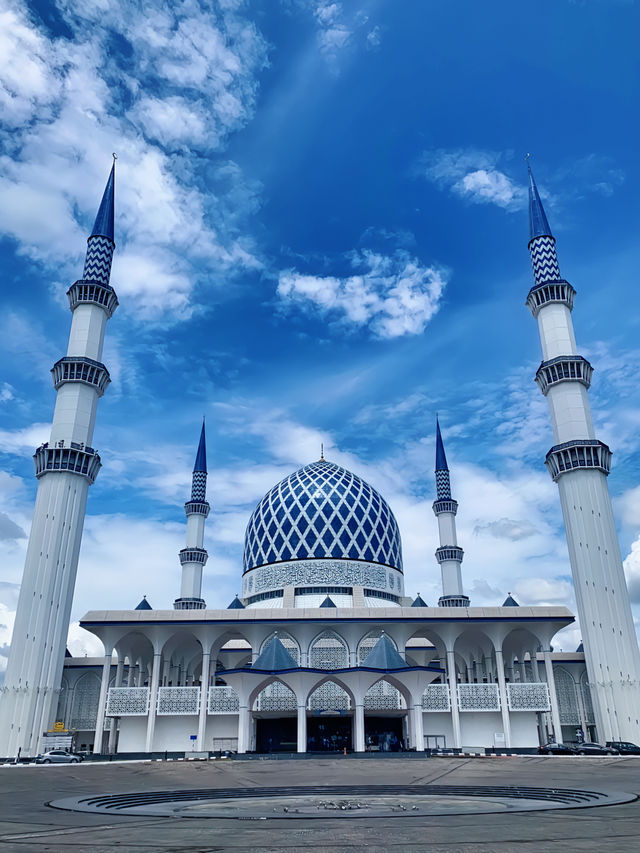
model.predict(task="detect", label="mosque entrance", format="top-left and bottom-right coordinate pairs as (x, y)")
top-left (255, 717), bottom-right (297, 752)
top-left (307, 715), bottom-right (352, 752)
top-left (364, 716), bottom-right (405, 751)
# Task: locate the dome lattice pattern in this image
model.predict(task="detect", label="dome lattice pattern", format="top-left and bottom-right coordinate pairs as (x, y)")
top-left (243, 460), bottom-right (402, 573)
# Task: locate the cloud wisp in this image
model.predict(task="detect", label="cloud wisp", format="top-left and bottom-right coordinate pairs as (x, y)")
top-left (277, 249), bottom-right (447, 338)
top-left (418, 148), bottom-right (527, 210)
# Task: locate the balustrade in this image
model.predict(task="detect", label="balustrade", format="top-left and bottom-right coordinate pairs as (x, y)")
top-left (506, 682), bottom-right (550, 711)
top-left (457, 683), bottom-right (500, 712)
top-left (105, 687), bottom-right (149, 716)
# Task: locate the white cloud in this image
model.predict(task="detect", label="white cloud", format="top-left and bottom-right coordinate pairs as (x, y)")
top-left (419, 148), bottom-right (526, 211)
top-left (0, 0), bottom-right (268, 320)
top-left (277, 249), bottom-right (447, 338)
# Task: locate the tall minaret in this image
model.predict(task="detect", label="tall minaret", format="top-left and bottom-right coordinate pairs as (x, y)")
top-left (433, 418), bottom-right (469, 607)
top-left (526, 159), bottom-right (640, 741)
top-left (0, 162), bottom-right (118, 757)
top-left (174, 421), bottom-right (209, 610)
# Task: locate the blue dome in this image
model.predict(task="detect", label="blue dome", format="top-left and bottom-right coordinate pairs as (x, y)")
top-left (243, 460), bottom-right (403, 573)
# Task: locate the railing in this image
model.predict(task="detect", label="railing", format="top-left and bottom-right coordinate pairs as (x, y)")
top-left (105, 687), bottom-right (149, 716)
top-left (422, 684), bottom-right (450, 711)
top-left (457, 683), bottom-right (500, 712)
top-left (507, 682), bottom-right (550, 712)
top-left (157, 686), bottom-right (200, 715)
top-left (208, 686), bottom-right (240, 714)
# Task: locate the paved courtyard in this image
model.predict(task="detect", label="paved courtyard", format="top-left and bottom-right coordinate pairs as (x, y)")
top-left (0, 755), bottom-right (639, 852)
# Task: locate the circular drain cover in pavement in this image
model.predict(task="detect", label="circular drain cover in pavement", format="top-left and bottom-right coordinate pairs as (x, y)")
top-left (49, 784), bottom-right (636, 819)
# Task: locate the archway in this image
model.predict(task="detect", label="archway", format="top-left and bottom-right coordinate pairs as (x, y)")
top-left (306, 678), bottom-right (352, 752)
top-left (253, 679), bottom-right (297, 753)
top-left (364, 677), bottom-right (408, 752)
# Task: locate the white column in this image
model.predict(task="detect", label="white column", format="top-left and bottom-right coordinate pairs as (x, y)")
top-left (494, 649), bottom-right (512, 748)
top-left (145, 652), bottom-right (162, 753)
top-left (412, 703), bottom-right (424, 751)
top-left (544, 651), bottom-right (563, 742)
top-left (354, 702), bottom-right (365, 752)
top-left (297, 704), bottom-right (307, 753)
top-left (93, 646), bottom-right (112, 754)
top-left (531, 652), bottom-right (541, 683)
top-left (107, 655), bottom-right (124, 753)
top-left (197, 651), bottom-right (210, 752)
top-left (237, 704), bottom-right (250, 754)
top-left (446, 650), bottom-right (461, 749)
top-left (520, 659), bottom-right (528, 683)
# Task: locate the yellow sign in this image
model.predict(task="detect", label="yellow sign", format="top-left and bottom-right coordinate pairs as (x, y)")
top-left (53, 722), bottom-right (66, 732)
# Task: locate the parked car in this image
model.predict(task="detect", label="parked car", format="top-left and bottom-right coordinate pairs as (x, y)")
top-left (606, 741), bottom-right (640, 755)
top-left (575, 742), bottom-right (619, 755)
top-left (34, 749), bottom-right (80, 764)
top-left (538, 742), bottom-right (577, 755)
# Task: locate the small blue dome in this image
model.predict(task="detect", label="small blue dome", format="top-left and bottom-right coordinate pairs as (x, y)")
top-left (243, 460), bottom-right (403, 573)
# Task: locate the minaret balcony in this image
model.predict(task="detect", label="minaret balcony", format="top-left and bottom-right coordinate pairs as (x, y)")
top-left (173, 597), bottom-right (206, 610)
top-left (545, 439), bottom-right (612, 482)
top-left (184, 500), bottom-right (210, 517)
top-left (438, 594), bottom-right (470, 608)
top-left (33, 442), bottom-right (101, 484)
top-left (435, 546), bottom-right (464, 564)
top-left (67, 280), bottom-right (119, 317)
top-left (432, 499), bottom-right (458, 516)
top-left (178, 547), bottom-right (208, 566)
top-left (526, 280), bottom-right (576, 318)
top-left (535, 355), bottom-right (593, 395)
top-left (51, 357), bottom-right (111, 396)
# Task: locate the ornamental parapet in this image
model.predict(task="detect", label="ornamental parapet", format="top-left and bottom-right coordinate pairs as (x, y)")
top-left (458, 683), bottom-right (500, 712)
top-left (438, 594), bottom-right (470, 608)
top-left (33, 442), bottom-right (101, 484)
top-left (184, 500), bottom-right (210, 517)
top-left (67, 280), bottom-right (119, 317)
top-left (173, 597), bottom-right (206, 610)
top-left (545, 439), bottom-right (612, 482)
top-left (535, 355), bottom-right (593, 395)
top-left (526, 280), bottom-right (576, 317)
top-left (178, 547), bottom-right (208, 566)
top-left (51, 356), bottom-right (111, 396)
top-left (432, 499), bottom-right (458, 516)
top-left (435, 546), bottom-right (464, 564)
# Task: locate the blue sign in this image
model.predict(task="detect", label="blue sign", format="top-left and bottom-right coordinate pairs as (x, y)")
top-left (190, 735), bottom-right (197, 740)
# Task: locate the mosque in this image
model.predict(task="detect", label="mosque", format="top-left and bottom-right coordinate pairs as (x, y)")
top-left (1, 158), bottom-right (639, 758)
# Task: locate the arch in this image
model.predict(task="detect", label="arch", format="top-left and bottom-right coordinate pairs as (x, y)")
top-left (364, 676), bottom-right (407, 711)
top-left (69, 671), bottom-right (101, 730)
top-left (579, 670), bottom-right (596, 724)
top-left (308, 679), bottom-right (351, 711)
top-left (252, 677), bottom-right (297, 712)
top-left (357, 629), bottom-right (397, 665)
top-left (554, 666), bottom-right (581, 725)
top-left (260, 630), bottom-right (300, 665)
top-left (309, 629), bottom-right (348, 669)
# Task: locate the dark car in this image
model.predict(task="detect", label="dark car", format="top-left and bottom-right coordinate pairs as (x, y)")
top-left (538, 742), bottom-right (577, 755)
top-left (606, 741), bottom-right (640, 755)
top-left (575, 742), bottom-right (619, 755)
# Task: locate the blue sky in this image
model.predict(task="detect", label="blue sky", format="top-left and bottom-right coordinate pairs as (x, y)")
top-left (1, 0), bottom-right (640, 660)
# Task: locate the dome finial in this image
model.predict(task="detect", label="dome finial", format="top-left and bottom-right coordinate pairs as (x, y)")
top-left (526, 154), bottom-right (553, 242)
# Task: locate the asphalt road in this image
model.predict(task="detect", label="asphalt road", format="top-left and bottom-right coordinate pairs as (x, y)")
top-left (1, 755), bottom-right (639, 852)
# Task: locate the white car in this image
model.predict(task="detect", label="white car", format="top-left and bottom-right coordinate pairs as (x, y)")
top-left (34, 749), bottom-right (80, 764)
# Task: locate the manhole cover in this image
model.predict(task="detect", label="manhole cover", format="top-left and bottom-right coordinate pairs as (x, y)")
top-left (49, 784), bottom-right (636, 819)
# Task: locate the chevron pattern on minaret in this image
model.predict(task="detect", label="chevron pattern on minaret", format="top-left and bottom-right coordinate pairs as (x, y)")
top-left (436, 469), bottom-right (451, 500)
top-left (191, 470), bottom-right (207, 502)
top-left (83, 236), bottom-right (115, 285)
top-left (530, 235), bottom-right (561, 286)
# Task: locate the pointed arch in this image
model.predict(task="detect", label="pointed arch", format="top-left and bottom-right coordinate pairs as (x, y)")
top-left (308, 678), bottom-right (351, 711)
top-left (364, 676), bottom-right (407, 711)
top-left (252, 677), bottom-right (297, 712)
top-left (309, 629), bottom-right (348, 669)
top-left (69, 671), bottom-right (101, 730)
top-left (554, 666), bottom-right (580, 725)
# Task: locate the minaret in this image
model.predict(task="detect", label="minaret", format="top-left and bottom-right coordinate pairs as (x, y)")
top-left (0, 162), bottom-right (118, 757)
top-left (526, 159), bottom-right (640, 741)
top-left (433, 418), bottom-right (469, 607)
top-left (174, 421), bottom-right (209, 610)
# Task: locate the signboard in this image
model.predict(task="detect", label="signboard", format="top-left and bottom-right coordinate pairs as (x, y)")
top-left (53, 722), bottom-right (66, 732)
top-left (190, 735), bottom-right (197, 741)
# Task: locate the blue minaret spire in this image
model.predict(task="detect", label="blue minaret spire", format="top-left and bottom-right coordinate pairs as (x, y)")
top-left (175, 421), bottom-right (210, 610)
top-left (432, 416), bottom-right (469, 608)
top-left (82, 157), bottom-right (118, 288)
top-left (90, 158), bottom-right (115, 241)
top-left (435, 416), bottom-right (451, 500)
top-left (525, 156), bottom-right (562, 289)
top-left (191, 419), bottom-right (207, 501)
top-left (527, 157), bottom-right (552, 242)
